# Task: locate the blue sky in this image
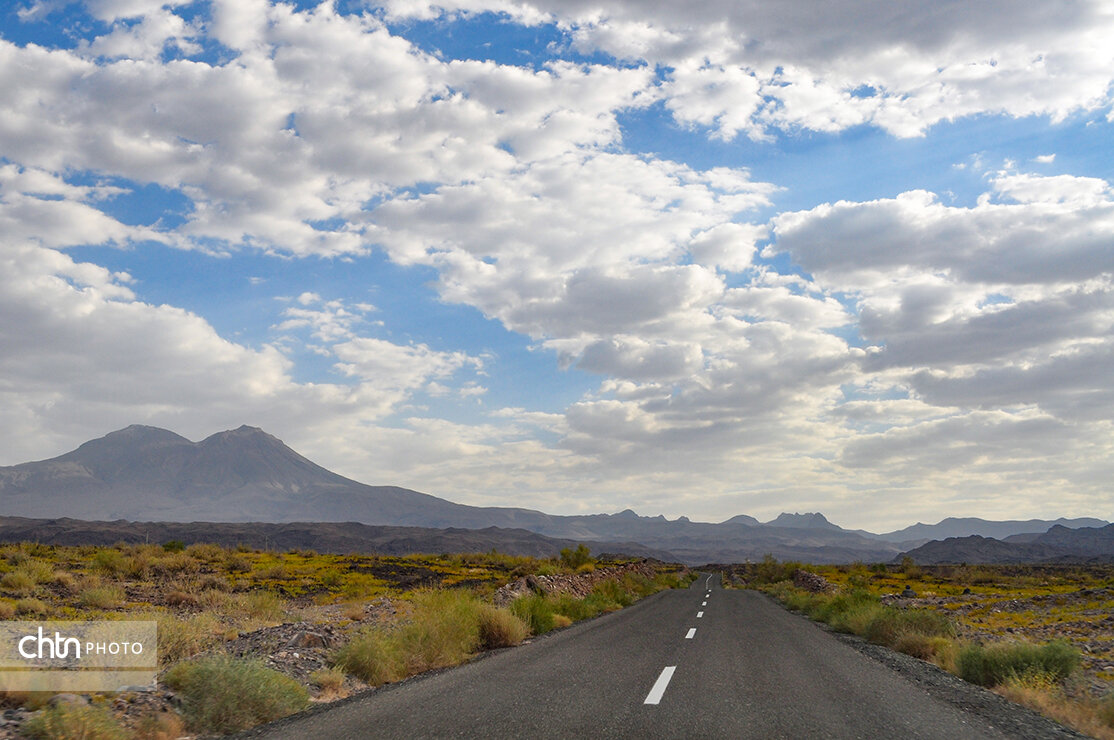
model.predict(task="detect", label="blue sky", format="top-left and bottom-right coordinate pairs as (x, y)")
top-left (1, 0), bottom-right (1112, 530)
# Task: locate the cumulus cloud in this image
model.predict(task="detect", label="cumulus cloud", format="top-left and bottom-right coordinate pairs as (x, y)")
top-left (2, 1), bottom-right (1112, 526)
top-left (384, 0), bottom-right (1114, 138)
top-left (768, 171), bottom-right (1114, 508)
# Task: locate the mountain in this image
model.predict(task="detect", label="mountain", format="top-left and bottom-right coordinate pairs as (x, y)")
top-left (0, 425), bottom-right (906, 564)
top-left (765, 512), bottom-right (841, 530)
top-left (900, 524), bottom-right (1114, 564)
top-left (877, 516), bottom-right (1108, 546)
top-left (720, 514), bottom-right (761, 526)
top-left (0, 516), bottom-right (673, 560)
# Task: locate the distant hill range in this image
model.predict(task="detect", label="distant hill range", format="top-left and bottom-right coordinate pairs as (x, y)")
top-left (0, 516), bottom-right (672, 561)
top-left (875, 516), bottom-right (1108, 547)
top-left (900, 524), bottom-right (1114, 565)
top-left (0, 425), bottom-right (1107, 564)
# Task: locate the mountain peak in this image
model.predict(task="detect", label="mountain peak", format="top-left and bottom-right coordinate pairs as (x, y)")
top-left (721, 514), bottom-right (760, 526)
top-left (68, 425), bottom-right (191, 457)
top-left (199, 425), bottom-right (284, 448)
top-left (766, 512), bottom-right (839, 530)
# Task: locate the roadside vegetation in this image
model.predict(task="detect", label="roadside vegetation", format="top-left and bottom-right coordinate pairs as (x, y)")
top-left (0, 540), bottom-right (689, 737)
top-left (736, 557), bottom-right (1114, 739)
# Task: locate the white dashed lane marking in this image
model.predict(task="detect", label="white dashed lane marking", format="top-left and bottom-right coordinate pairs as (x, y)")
top-left (685, 628), bottom-right (696, 639)
top-left (644, 666), bottom-right (676, 705)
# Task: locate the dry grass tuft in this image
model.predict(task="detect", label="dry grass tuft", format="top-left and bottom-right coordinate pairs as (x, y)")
top-left (309, 667), bottom-right (348, 701)
top-left (133, 709), bottom-right (188, 740)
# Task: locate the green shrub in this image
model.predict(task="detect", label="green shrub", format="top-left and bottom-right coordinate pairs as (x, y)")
top-left (92, 549), bottom-right (126, 577)
top-left (862, 608), bottom-right (953, 647)
top-left (333, 629), bottom-right (403, 685)
top-left (511, 594), bottom-right (556, 634)
top-left (590, 579), bottom-right (635, 609)
top-left (163, 654), bottom-right (309, 734)
top-left (162, 540), bottom-right (186, 553)
top-left (753, 555), bottom-right (803, 585)
top-left (957, 640), bottom-right (1080, 687)
top-left (22, 702), bottom-right (130, 740)
top-left (559, 544), bottom-right (593, 570)
top-left (893, 633), bottom-right (949, 661)
top-left (828, 600), bottom-right (886, 635)
top-left (396, 589), bottom-right (482, 672)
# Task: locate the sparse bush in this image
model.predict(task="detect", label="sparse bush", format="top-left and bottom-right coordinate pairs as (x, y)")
top-left (0, 690), bottom-right (52, 710)
top-left (396, 589), bottom-right (483, 673)
top-left (224, 553), bottom-right (252, 574)
top-left (92, 549), bottom-right (126, 577)
top-left (1099, 694), bottom-right (1114, 728)
top-left (511, 594), bottom-right (556, 634)
top-left (309, 666), bottom-right (347, 699)
top-left (476, 604), bottom-right (529, 649)
top-left (590, 578), bottom-right (635, 609)
top-left (15, 597), bottom-right (47, 615)
top-left (898, 555), bottom-right (922, 579)
top-left (122, 552), bottom-right (154, 580)
top-left (165, 589), bottom-right (199, 608)
top-left (1, 570), bottom-right (37, 596)
top-left (52, 570), bottom-right (77, 592)
top-left (255, 563), bottom-right (289, 581)
top-left (164, 655), bottom-right (309, 734)
top-left (0, 601), bottom-right (15, 619)
top-left (333, 630), bottom-right (402, 686)
top-left (133, 710), bottom-right (187, 740)
top-left (151, 552), bottom-right (200, 577)
top-left (79, 584), bottom-right (126, 610)
top-left (893, 634), bottom-right (957, 665)
top-left (559, 544), bottom-right (593, 570)
top-left (185, 542), bottom-right (225, 562)
top-left (752, 555), bottom-right (803, 585)
top-left (827, 599), bottom-right (886, 635)
top-left (21, 701), bottom-right (130, 740)
top-left (5, 549), bottom-right (30, 567)
top-left (230, 590), bottom-right (285, 623)
top-left (862, 608), bottom-right (953, 647)
top-left (340, 602), bottom-right (366, 621)
top-left (143, 611), bottom-right (225, 664)
top-left (196, 574), bottom-right (231, 592)
top-left (320, 569), bottom-right (345, 590)
top-left (957, 640), bottom-right (1080, 688)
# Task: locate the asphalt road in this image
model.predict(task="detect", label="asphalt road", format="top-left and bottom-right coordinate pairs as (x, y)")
top-left (249, 574), bottom-right (1021, 739)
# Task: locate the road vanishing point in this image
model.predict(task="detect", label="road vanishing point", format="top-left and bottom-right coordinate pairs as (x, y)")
top-left (247, 574), bottom-right (1077, 739)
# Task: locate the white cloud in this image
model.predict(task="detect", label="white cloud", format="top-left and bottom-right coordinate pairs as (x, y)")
top-left (333, 337), bottom-right (482, 390)
top-left (2, 1), bottom-right (1112, 527)
top-left (386, 0), bottom-right (1114, 138)
top-left (768, 172), bottom-right (1114, 508)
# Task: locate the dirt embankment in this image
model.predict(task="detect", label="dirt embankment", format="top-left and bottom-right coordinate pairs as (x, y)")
top-left (492, 560), bottom-right (664, 606)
